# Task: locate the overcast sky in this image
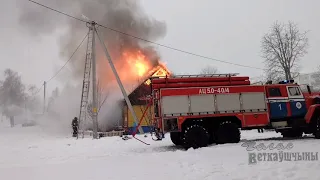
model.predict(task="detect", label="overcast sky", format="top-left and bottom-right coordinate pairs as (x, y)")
top-left (0, 0), bottom-right (319, 94)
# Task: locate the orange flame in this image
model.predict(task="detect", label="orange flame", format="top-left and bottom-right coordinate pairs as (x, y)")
top-left (123, 50), bottom-right (152, 78)
top-left (135, 62), bottom-right (147, 77)
top-left (97, 48), bottom-right (169, 90)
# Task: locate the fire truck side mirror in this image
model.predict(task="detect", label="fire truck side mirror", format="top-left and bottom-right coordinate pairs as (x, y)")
top-left (307, 85), bottom-right (312, 94)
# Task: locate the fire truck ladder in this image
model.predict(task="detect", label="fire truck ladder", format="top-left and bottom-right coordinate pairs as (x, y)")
top-left (150, 73), bottom-right (240, 80)
top-left (77, 28), bottom-right (94, 139)
top-left (172, 73), bottom-right (240, 78)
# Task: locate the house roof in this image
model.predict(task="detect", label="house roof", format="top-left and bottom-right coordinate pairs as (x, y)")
top-left (127, 62), bottom-right (171, 95)
top-left (122, 63), bottom-right (171, 105)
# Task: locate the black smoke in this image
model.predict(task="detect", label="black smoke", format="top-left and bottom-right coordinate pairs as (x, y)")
top-left (18, 0), bottom-right (166, 79)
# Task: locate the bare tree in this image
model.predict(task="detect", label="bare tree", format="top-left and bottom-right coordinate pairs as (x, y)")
top-left (0, 69), bottom-right (26, 107)
top-left (200, 65), bottom-right (218, 74)
top-left (87, 79), bottom-right (109, 120)
top-left (0, 69), bottom-right (28, 126)
top-left (47, 87), bottom-right (59, 113)
top-left (311, 66), bottom-right (320, 90)
top-left (265, 71), bottom-right (284, 83)
top-left (25, 84), bottom-right (41, 112)
top-left (97, 80), bottom-right (109, 113)
top-left (262, 21), bottom-right (309, 81)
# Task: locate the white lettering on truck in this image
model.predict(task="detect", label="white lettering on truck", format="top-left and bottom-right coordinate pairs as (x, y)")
top-left (199, 87), bottom-right (230, 94)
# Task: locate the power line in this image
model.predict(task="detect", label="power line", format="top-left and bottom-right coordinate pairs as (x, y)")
top-left (28, 83), bottom-right (43, 99)
top-left (33, 85), bottom-right (43, 95)
top-left (46, 32), bottom-right (88, 83)
top-left (97, 23), bottom-right (265, 70)
top-left (28, 32), bottom-right (88, 98)
top-left (28, 0), bottom-right (88, 23)
top-left (27, 0), bottom-right (266, 71)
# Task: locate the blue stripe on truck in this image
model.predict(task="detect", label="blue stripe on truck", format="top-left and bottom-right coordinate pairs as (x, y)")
top-left (127, 126), bottom-right (152, 134)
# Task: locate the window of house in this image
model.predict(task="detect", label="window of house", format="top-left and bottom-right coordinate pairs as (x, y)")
top-left (288, 87), bottom-right (301, 96)
top-left (268, 88), bottom-right (282, 97)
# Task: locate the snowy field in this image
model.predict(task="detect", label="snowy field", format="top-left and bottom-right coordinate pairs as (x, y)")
top-left (0, 121), bottom-right (320, 180)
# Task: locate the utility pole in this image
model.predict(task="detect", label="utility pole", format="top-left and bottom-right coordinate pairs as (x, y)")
top-left (91, 22), bottom-right (99, 139)
top-left (24, 96), bottom-right (27, 121)
top-left (95, 26), bottom-right (144, 134)
top-left (43, 81), bottom-right (46, 114)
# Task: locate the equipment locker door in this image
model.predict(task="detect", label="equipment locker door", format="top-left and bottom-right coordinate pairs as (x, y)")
top-left (286, 86), bottom-right (307, 117)
top-left (267, 87), bottom-right (288, 119)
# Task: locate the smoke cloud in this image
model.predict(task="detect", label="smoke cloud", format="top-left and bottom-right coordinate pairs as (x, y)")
top-left (18, 0), bottom-right (166, 132)
top-left (19, 0), bottom-right (166, 78)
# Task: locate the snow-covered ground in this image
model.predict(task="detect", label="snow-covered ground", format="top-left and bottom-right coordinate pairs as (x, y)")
top-left (0, 121), bottom-right (319, 180)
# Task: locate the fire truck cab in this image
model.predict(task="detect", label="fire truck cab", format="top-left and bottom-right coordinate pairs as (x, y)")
top-left (150, 74), bottom-right (320, 149)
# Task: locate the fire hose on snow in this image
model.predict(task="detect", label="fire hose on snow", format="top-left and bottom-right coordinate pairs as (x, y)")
top-left (122, 99), bottom-right (161, 145)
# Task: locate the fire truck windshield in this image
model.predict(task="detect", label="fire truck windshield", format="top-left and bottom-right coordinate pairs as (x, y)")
top-left (300, 84), bottom-right (314, 93)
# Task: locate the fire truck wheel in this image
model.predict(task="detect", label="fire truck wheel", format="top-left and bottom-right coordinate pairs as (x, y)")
top-left (170, 132), bottom-right (182, 145)
top-left (314, 97), bottom-right (320, 105)
top-left (183, 124), bottom-right (210, 149)
top-left (314, 116), bottom-right (320, 139)
top-left (281, 130), bottom-right (303, 138)
top-left (216, 121), bottom-right (240, 144)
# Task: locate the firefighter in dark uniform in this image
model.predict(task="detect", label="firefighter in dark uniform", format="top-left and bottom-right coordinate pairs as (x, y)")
top-left (72, 117), bottom-right (79, 137)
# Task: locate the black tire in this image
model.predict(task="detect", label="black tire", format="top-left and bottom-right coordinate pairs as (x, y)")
top-left (208, 130), bottom-right (216, 144)
top-left (216, 121), bottom-right (240, 144)
top-left (295, 131), bottom-right (303, 137)
top-left (281, 129), bottom-right (303, 138)
top-left (314, 116), bottom-right (320, 139)
top-left (170, 132), bottom-right (182, 145)
top-left (183, 124), bottom-right (210, 149)
top-left (313, 98), bottom-right (320, 105)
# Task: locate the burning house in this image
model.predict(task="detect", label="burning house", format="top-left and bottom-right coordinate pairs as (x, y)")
top-left (122, 63), bottom-right (171, 134)
top-left (18, 0), bottom-right (169, 136)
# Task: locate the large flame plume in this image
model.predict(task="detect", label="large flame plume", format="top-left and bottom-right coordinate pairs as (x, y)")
top-left (96, 47), bottom-right (161, 92)
top-left (125, 51), bottom-right (150, 78)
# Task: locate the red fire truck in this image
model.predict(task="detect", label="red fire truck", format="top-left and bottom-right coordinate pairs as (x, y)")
top-left (150, 74), bottom-right (320, 149)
